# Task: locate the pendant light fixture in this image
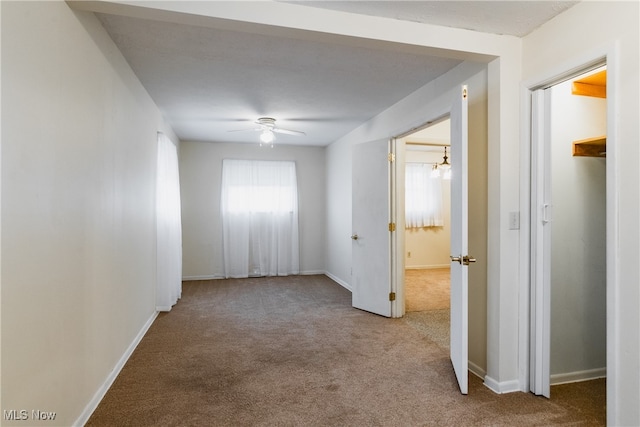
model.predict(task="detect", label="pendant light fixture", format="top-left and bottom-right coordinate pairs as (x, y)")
top-left (431, 146), bottom-right (451, 180)
top-left (440, 146), bottom-right (451, 180)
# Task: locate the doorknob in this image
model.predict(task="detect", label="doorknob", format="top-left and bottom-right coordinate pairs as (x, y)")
top-left (451, 255), bottom-right (477, 265)
top-left (542, 203), bottom-right (552, 224)
top-left (351, 234), bottom-right (359, 240)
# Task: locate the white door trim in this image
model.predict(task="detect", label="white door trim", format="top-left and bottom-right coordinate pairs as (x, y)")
top-left (392, 114), bottom-right (451, 319)
top-left (390, 137), bottom-right (403, 318)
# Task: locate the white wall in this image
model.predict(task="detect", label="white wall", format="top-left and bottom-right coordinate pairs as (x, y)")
top-left (324, 137), bottom-right (352, 289)
top-left (550, 77), bottom-right (607, 381)
top-left (404, 149), bottom-right (451, 269)
top-left (325, 60), bottom-right (488, 374)
top-left (1, 2), bottom-right (176, 425)
top-left (180, 141), bottom-right (326, 279)
top-left (523, 2), bottom-right (639, 424)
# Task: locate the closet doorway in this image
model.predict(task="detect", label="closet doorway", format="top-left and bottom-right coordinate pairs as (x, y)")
top-left (530, 65), bottom-right (607, 400)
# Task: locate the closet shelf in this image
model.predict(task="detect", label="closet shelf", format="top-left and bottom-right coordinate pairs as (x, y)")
top-left (572, 70), bottom-right (607, 98)
top-left (572, 136), bottom-right (606, 157)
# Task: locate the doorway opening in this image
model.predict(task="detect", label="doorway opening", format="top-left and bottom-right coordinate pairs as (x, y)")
top-left (391, 84), bottom-right (476, 395)
top-left (529, 62), bottom-right (607, 412)
top-left (400, 119), bottom-right (453, 349)
top-left (403, 119), bottom-right (452, 315)
top-left (549, 67), bottom-right (607, 389)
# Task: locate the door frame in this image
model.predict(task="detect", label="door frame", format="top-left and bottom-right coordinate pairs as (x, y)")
top-left (391, 114), bottom-right (451, 318)
top-left (519, 46), bottom-right (618, 422)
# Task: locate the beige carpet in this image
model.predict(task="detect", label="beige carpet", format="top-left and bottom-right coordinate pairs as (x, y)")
top-left (87, 275), bottom-right (605, 426)
top-left (404, 309), bottom-right (450, 349)
top-left (405, 268), bottom-right (450, 312)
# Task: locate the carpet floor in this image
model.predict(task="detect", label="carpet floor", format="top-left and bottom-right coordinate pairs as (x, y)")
top-left (405, 268), bottom-right (450, 312)
top-left (87, 275), bottom-right (605, 426)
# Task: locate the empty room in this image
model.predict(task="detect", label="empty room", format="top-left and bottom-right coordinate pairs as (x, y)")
top-left (1, 1), bottom-right (638, 426)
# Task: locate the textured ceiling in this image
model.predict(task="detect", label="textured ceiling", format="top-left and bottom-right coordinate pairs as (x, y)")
top-left (285, 1), bottom-right (578, 37)
top-left (93, 1), bottom-right (578, 146)
top-left (97, 12), bottom-right (463, 145)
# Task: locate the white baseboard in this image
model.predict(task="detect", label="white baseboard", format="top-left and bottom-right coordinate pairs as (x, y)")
top-left (469, 361), bottom-right (486, 380)
top-left (183, 271), bottom-right (327, 281)
top-left (550, 367), bottom-right (606, 385)
top-left (182, 275), bottom-right (224, 281)
top-left (184, 271), bottom-right (352, 292)
top-left (325, 272), bottom-right (352, 292)
top-left (483, 375), bottom-right (521, 394)
top-left (405, 264), bottom-right (450, 270)
top-left (74, 311), bottom-right (159, 427)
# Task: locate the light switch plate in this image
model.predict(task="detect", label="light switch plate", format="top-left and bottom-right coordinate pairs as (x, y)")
top-left (509, 212), bottom-right (520, 230)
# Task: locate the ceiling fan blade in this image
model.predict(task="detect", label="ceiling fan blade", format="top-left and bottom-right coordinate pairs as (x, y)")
top-left (273, 127), bottom-right (306, 136)
top-left (227, 127), bottom-right (262, 133)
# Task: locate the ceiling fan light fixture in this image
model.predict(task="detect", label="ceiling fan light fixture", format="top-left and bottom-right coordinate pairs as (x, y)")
top-left (228, 117), bottom-right (303, 146)
top-left (260, 129), bottom-right (275, 145)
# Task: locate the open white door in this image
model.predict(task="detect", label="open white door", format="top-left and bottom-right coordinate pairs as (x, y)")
top-left (450, 85), bottom-right (471, 394)
top-left (530, 88), bottom-right (552, 398)
top-left (351, 138), bottom-right (392, 317)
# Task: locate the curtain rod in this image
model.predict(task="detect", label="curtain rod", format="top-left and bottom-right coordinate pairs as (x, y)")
top-left (405, 141), bottom-right (450, 147)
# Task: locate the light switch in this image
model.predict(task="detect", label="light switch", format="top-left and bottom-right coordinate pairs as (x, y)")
top-left (509, 212), bottom-right (520, 230)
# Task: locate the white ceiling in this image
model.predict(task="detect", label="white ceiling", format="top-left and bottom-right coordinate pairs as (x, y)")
top-left (92, 1), bottom-right (577, 146)
top-left (284, 1), bottom-right (578, 37)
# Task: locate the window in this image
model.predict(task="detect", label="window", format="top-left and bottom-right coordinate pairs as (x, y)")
top-left (405, 162), bottom-right (444, 228)
top-left (220, 159), bottom-right (300, 278)
top-left (226, 185), bottom-right (296, 214)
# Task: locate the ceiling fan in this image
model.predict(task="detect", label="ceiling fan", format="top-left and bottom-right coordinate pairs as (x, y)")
top-left (228, 117), bottom-right (306, 146)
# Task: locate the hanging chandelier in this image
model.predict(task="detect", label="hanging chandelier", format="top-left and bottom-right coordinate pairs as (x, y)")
top-left (431, 146), bottom-right (451, 180)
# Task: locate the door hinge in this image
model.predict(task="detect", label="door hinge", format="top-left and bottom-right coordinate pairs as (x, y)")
top-left (388, 222), bottom-right (396, 232)
top-left (388, 153), bottom-right (395, 162)
top-left (389, 292), bottom-right (396, 301)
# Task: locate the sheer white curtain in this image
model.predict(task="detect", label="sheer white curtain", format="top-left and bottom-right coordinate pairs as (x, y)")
top-left (221, 159), bottom-right (299, 278)
top-left (405, 162), bottom-right (444, 228)
top-left (156, 132), bottom-right (183, 311)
